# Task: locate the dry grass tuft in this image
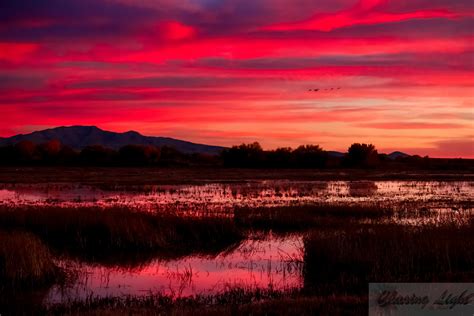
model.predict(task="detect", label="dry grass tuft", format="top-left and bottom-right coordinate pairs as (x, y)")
top-left (304, 219), bottom-right (474, 294)
top-left (0, 231), bottom-right (59, 288)
top-left (0, 206), bottom-right (243, 265)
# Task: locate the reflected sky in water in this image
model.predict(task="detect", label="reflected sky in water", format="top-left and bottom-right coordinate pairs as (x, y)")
top-left (0, 181), bottom-right (472, 214)
top-left (46, 234), bottom-right (303, 304)
top-left (1, 180), bottom-right (472, 305)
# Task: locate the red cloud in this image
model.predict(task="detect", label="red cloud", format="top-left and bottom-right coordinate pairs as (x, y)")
top-left (156, 21), bottom-right (197, 41)
top-left (358, 122), bottom-right (465, 129)
top-left (264, 0), bottom-right (459, 32)
top-left (0, 0), bottom-right (472, 157)
top-left (0, 43), bottom-right (39, 63)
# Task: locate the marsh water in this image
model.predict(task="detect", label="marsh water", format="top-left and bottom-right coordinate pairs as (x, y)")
top-left (1, 180), bottom-right (473, 305)
top-left (1, 180), bottom-right (472, 211)
top-left (47, 234), bottom-right (304, 304)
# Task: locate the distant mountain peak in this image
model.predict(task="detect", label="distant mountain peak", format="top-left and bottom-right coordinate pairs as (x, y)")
top-left (123, 130), bottom-right (141, 136)
top-left (0, 125), bottom-right (225, 155)
top-left (327, 151), bottom-right (345, 158)
top-left (54, 125), bottom-right (101, 131)
top-left (387, 151), bottom-right (410, 160)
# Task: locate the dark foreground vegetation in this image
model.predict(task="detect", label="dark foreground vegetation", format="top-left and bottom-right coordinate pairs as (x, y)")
top-left (0, 231), bottom-right (60, 289)
top-left (304, 221), bottom-right (474, 295)
top-left (0, 200), bottom-right (472, 315)
top-left (1, 140), bottom-right (472, 171)
top-left (43, 289), bottom-right (367, 316)
top-left (0, 206), bottom-right (242, 267)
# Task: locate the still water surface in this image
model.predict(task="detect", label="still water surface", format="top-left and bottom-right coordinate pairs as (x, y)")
top-left (0, 180), bottom-right (472, 304)
top-left (47, 234), bottom-right (303, 304)
top-left (1, 181), bottom-right (472, 213)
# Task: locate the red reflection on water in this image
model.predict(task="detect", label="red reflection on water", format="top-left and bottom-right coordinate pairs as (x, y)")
top-left (46, 234), bottom-right (304, 304)
top-left (1, 181), bottom-right (473, 212)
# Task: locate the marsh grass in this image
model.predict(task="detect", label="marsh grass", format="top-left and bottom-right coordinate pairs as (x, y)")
top-left (44, 288), bottom-right (366, 316)
top-left (0, 206), bottom-right (243, 266)
top-left (0, 231), bottom-right (60, 288)
top-left (0, 179), bottom-right (472, 315)
top-left (234, 203), bottom-right (396, 231)
top-left (303, 219), bottom-right (474, 295)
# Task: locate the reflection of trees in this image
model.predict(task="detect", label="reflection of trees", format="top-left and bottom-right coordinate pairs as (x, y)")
top-left (309, 182), bottom-right (329, 196)
top-left (234, 181), bottom-right (329, 200)
top-left (348, 181), bottom-right (378, 197)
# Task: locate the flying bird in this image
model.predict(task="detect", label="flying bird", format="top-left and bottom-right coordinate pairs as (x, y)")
top-left (308, 87), bottom-right (341, 92)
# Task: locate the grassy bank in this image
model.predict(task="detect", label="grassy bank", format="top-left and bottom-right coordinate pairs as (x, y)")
top-left (0, 206), bottom-right (243, 266)
top-left (44, 289), bottom-right (366, 316)
top-left (303, 219), bottom-right (474, 295)
top-left (0, 231), bottom-right (60, 288)
top-left (0, 196), bottom-right (472, 315)
top-left (234, 203), bottom-right (396, 231)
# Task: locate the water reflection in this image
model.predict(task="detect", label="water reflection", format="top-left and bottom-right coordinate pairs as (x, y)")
top-left (1, 181), bottom-right (472, 214)
top-left (348, 181), bottom-right (378, 197)
top-left (46, 234), bottom-right (304, 304)
top-left (1, 180), bottom-right (472, 307)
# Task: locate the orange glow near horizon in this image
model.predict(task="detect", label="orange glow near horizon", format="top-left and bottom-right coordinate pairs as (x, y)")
top-left (0, 0), bottom-right (473, 157)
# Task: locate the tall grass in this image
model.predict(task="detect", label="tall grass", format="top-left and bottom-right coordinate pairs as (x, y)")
top-left (303, 219), bottom-right (474, 295)
top-left (234, 203), bottom-right (396, 231)
top-left (44, 288), bottom-right (366, 316)
top-left (0, 206), bottom-right (243, 265)
top-left (0, 231), bottom-right (59, 288)
top-left (0, 185), bottom-right (472, 315)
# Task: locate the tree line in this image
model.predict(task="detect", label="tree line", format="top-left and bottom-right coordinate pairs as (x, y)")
top-left (0, 140), bottom-right (213, 167)
top-left (0, 139), bottom-right (469, 170)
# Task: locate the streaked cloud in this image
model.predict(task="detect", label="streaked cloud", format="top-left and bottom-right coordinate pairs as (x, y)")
top-left (0, 0), bottom-right (472, 157)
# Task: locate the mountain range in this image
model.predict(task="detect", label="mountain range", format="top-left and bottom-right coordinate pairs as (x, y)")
top-left (0, 126), bottom-right (410, 158)
top-left (0, 126), bottom-right (224, 155)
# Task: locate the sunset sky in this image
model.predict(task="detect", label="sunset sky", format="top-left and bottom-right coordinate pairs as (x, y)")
top-left (1, 0), bottom-right (473, 157)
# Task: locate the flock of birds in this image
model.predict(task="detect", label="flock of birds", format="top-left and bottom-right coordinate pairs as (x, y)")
top-left (308, 87), bottom-right (341, 92)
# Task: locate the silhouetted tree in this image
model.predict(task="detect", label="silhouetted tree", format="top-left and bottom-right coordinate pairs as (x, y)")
top-left (292, 145), bottom-right (327, 168)
top-left (37, 140), bottom-right (62, 163)
top-left (80, 145), bottom-right (117, 166)
top-left (377, 153), bottom-right (389, 162)
top-left (267, 147), bottom-right (292, 168)
top-left (0, 145), bottom-right (15, 165)
top-left (119, 145), bottom-right (160, 166)
top-left (221, 142), bottom-right (265, 168)
top-left (15, 141), bottom-right (38, 163)
top-left (159, 146), bottom-right (187, 166)
top-left (345, 143), bottom-right (379, 168)
top-left (0, 140), bottom-right (470, 171)
top-left (57, 145), bottom-right (78, 164)
top-left (189, 153), bottom-right (220, 166)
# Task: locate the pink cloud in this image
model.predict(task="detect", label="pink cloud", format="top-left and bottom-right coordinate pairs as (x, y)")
top-left (263, 0), bottom-right (460, 32)
top-left (358, 122), bottom-right (466, 129)
top-left (0, 0), bottom-right (472, 157)
top-left (0, 43), bottom-right (39, 63)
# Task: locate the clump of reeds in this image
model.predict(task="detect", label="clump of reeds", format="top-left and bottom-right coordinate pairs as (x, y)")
top-left (43, 287), bottom-right (366, 316)
top-left (0, 206), bottom-right (243, 264)
top-left (303, 218), bottom-right (474, 294)
top-left (234, 203), bottom-right (395, 231)
top-left (0, 230), bottom-right (60, 288)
